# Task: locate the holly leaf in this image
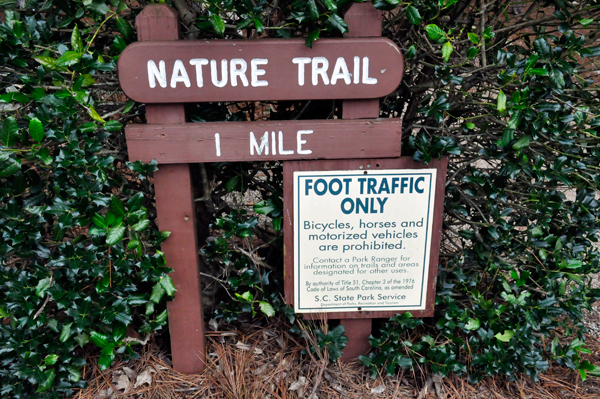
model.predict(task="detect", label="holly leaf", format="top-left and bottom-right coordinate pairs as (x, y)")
top-left (1, 116), bottom-right (18, 147)
top-left (307, 0), bottom-right (319, 21)
top-left (425, 24), bottom-right (445, 42)
top-left (106, 224), bottom-right (125, 246)
top-left (210, 14), bottom-right (225, 36)
top-left (497, 90), bottom-right (507, 112)
top-left (116, 17), bottom-right (133, 39)
top-left (259, 301), bottom-right (275, 317)
top-left (442, 41), bottom-right (453, 62)
top-left (71, 25), bottom-right (83, 53)
top-left (306, 30), bottom-right (320, 48)
top-left (406, 5), bottom-right (421, 25)
top-left (495, 330), bottom-right (515, 342)
top-left (159, 274), bottom-right (177, 297)
top-left (512, 135), bottom-right (530, 150)
top-left (465, 318), bottom-right (481, 330)
top-left (28, 117), bottom-right (44, 143)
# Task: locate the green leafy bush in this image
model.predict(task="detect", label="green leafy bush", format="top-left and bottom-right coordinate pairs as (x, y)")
top-left (0, 3), bottom-right (173, 397)
top-left (2, 0), bottom-right (600, 396)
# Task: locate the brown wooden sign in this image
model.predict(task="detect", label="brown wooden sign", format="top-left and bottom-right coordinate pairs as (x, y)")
top-left (117, 38), bottom-right (404, 103)
top-left (126, 118), bottom-right (401, 163)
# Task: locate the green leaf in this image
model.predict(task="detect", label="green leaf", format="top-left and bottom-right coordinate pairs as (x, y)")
top-left (306, 30), bottom-right (320, 48)
top-left (497, 90), bottom-right (507, 112)
top-left (322, 0), bottom-right (337, 11)
top-left (96, 275), bottom-right (111, 293)
top-left (465, 318), bottom-right (480, 330)
top-left (495, 330), bottom-right (515, 342)
top-left (467, 32), bottom-right (479, 44)
top-left (327, 14), bottom-right (348, 34)
top-left (565, 259), bottom-right (583, 269)
top-left (0, 157), bottom-right (21, 178)
top-left (529, 68), bottom-right (548, 76)
top-left (36, 369), bottom-right (56, 393)
top-left (110, 196), bottom-right (126, 216)
top-left (36, 277), bottom-right (51, 297)
top-left (28, 117), bottom-right (45, 143)
top-left (56, 51), bottom-right (82, 67)
top-left (259, 301), bottom-right (275, 317)
top-left (442, 41), bottom-right (453, 62)
top-left (307, 0), bottom-right (319, 21)
top-left (406, 6), bottom-right (421, 25)
top-left (67, 366), bottom-right (81, 382)
top-left (580, 18), bottom-right (593, 26)
top-left (425, 24), bottom-right (445, 42)
top-left (75, 333), bottom-right (89, 348)
top-left (90, 331), bottom-right (109, 348)
top-left (92, 213), bottom-right (107, 228)
top-left (467, 46), bottom-right (479, 58)
top-left (550, 69), bottom-right (565, 88)
top-left (59, 322), bottom-right (73, 342)
top-left (406, 45), bottom-right (416, 58)
top-left (132, 219), bottom-right (151, 232)
top-left (106, 224), bottom-right (126, 246)
top-left (210, 14), bottom-right (225, 36)
top-left (104, 120), bottom-right (123, 132)
top-left (35, 56), bottom-right (58, 70)
top-left (71, 25), bottom-right (83, 53)
top-left (530, 226), bottom-right (543, 237)
top-left (534, 38), bottom-right (550, 56)
top-left (155, 309), bottom-right (168, 325)
top-left (150, 282), bottom-right (165, 303)
top-left (44, 354), bottom-right (59, 366)
top-left (1, 116), bottom-right (18, 147)
top-left (116, 17), bottom-right (133, 39)
top-left (512, 136), bottom-right (530, 150)
top-left (466, 122), bottom-right (476, 129)
top-left (159, 274), bottom-right (177, 297)
top-left (98, 345), bottom-right (115, 370)
top-left (87, 106), bottom-right (106, 123)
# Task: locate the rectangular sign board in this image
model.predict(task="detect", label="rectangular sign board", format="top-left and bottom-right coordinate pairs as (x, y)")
top-left (293, 168), bottom-right (437, 313)
top-left (118, 38), bottom-right (404, 103)
top-left (125, 118), bottom-right (402, 164)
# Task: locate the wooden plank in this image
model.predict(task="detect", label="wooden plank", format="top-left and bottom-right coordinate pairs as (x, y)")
top-left (339, 2), bottom-right (382, 360)
top-left (117, 37), bottom-right (404, 103)
top-left (136, 4), bottom-right (206, 374)
top-left (283, 157), bottom-right (448, 320)
top-left (126, 118), bottom-right (402, 164)
top-left (342, 2), bottom-right (383, 119)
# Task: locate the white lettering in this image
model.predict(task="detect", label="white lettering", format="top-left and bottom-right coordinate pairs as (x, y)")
top-left (211, 59), bottom-right (228, 88)
top-left (215, 133), bottom-right (221, 157)
top-left (292, 57), bottom-right (311, 86)
top-left (362, 57), bottom-right (377, 85)
top-left (297, 130), bottom-right (313, 155)
top-left (312, 57), bottom-right (330, 86)
top-left (250, 59), bottom-right (268, 87)
top-left (189, 58), bottom-right (209, 87)
top-left (250, 131), bottom-right (269, 155)
top-left (271, 131), bottom-right (277, 155)
top-left (353, 56), bottom-right (360, 84)
top-left (230, 59), bottom-right (249, 87)
top-left (170, 59), bottom-right (191, 88)
top-left (147, 60), bottom-right (167, 88)
top-left (330, 57), bottom-right (351, 85)
top-left (278, 131), bottom-right (294, 155)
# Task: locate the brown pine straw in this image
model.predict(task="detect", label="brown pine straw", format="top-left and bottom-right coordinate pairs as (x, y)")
top-left (72, 322), bottom-right (600, 399)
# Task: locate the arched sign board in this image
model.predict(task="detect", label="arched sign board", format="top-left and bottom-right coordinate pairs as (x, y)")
top-left (118, 38), bottom-right (404, 103)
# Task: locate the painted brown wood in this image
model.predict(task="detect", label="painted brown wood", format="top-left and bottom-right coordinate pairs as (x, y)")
top-left (136, 4), bottom-right (206, 374)
top-left (339, 2), bottom-right (382, 360)
top-left (342, 2), bottom-right (384, 119)
top-left (117, 37), bottom-right (404, 103)
top-left (126, 118), bottom-right (402, 164)
top-left (282, 157), bottom-right (448, 321)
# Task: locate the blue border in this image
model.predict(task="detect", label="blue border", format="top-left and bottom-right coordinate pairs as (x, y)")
top-left (295, 171), bottom-right (434, 311)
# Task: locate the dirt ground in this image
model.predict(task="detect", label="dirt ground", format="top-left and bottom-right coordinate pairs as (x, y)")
top-left (72, 314), bottom-right (600, 399)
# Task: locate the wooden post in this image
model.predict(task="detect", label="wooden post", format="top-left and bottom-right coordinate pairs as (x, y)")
top-left (340, 2), bottom-right (383, 361)
top-left (136, 5), bottom-right (206, 373)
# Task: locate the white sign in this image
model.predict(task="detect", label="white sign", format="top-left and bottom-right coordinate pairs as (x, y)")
top-left (293, 169), bottom-right (437, 313)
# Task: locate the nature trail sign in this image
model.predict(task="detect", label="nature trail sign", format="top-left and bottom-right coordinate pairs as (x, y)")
top-left (119, 2), bottom-right (445, 374)
top-left (118, 38), bottom-right (404, 102)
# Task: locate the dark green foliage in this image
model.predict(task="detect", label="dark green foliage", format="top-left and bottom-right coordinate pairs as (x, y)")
top-left (2, 0), bottom-right (600, 395)
top-left (0, 3), bottom-right (173, 397)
